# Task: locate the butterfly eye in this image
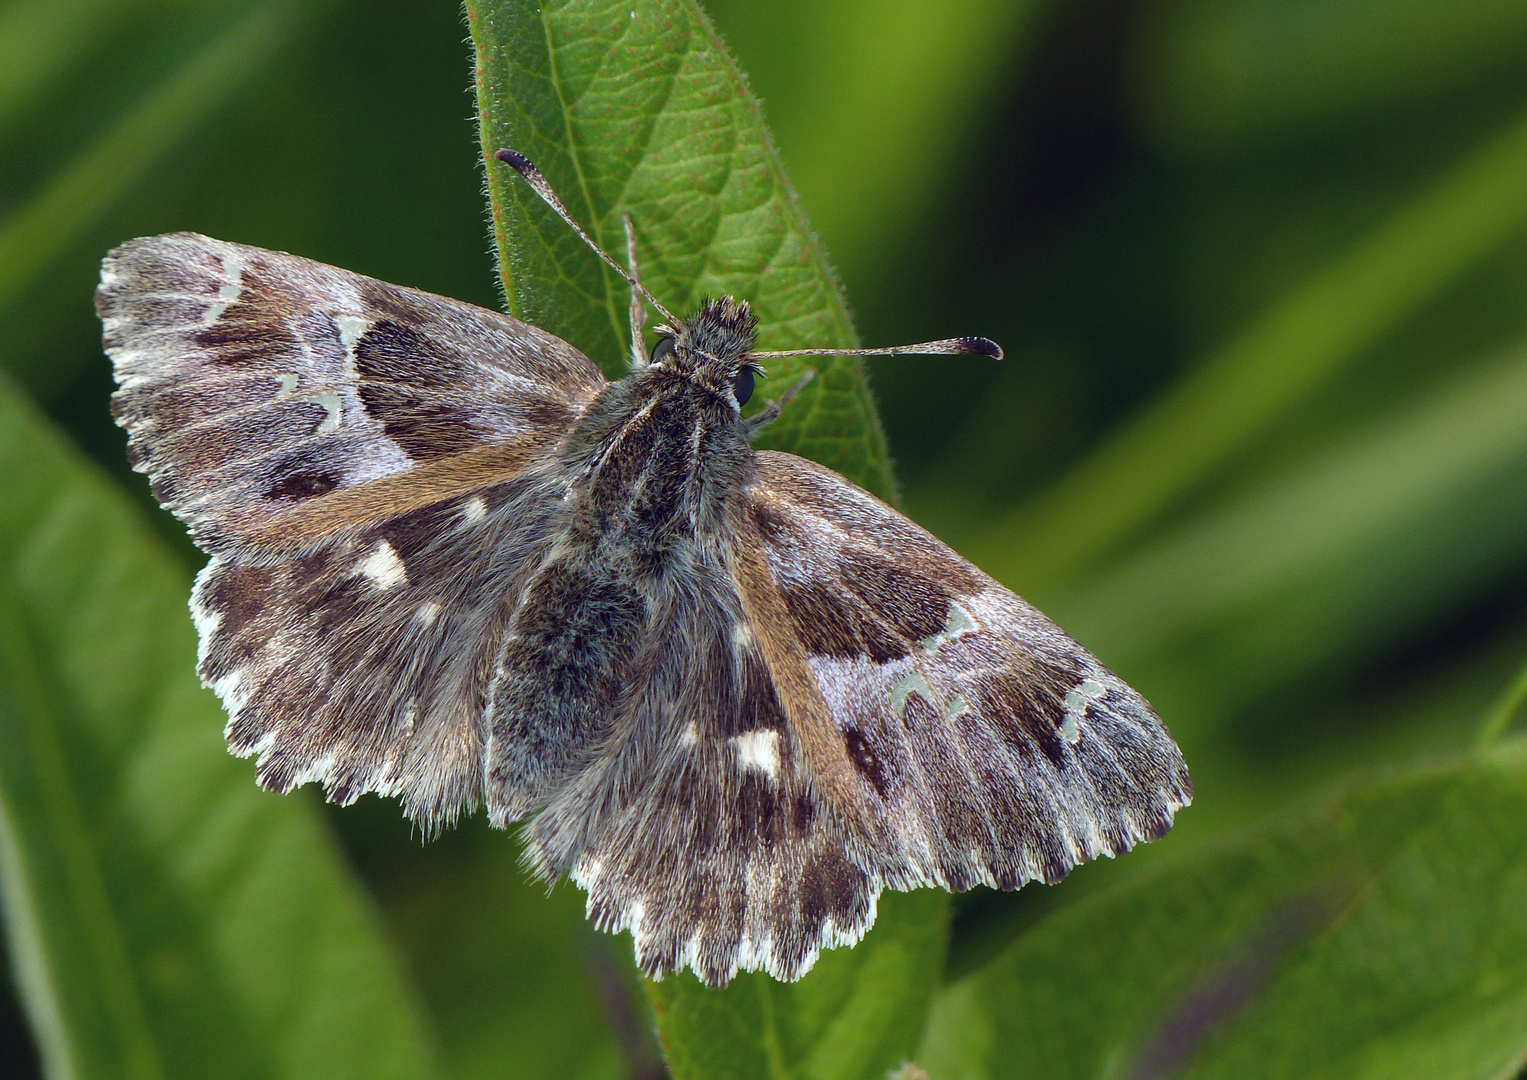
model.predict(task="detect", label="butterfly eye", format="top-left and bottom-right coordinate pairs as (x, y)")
top-left (731, 366), bottom-right (756, 406)
top-left (650, 335), bottom-right (677, 364)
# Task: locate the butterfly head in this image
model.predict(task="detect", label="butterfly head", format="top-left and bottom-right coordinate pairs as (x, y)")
top-left (651, 296), bottom-right (763, 409)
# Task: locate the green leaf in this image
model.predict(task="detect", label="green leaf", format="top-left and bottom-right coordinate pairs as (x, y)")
top-left (918, 740), bottom-right (1527, 1080)
top-left (1048, 335), bottom-right (1527, 729)
top-left (0, 1), bottom-right (293, 314)
top-left (1476, 654), bottom-right (1527, 748)
top-left (468, 0), bottom-right (895, 500)
top-left (466, 0), bottom-right (945, 1073)
top-left (966, 98), bottom-right (1527, 592)
top-left (649, 891), bottom-right (948, 1080)
top-left (0, 376), bottom-right (437, 1078)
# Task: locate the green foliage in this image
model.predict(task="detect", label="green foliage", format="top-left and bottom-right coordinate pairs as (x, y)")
top-left (3, 0), bottom-right (1527, 1077)
top-left (468, 0), bottom-right (893, 497)
top-left (648, 891), bottom-right (946, 1080)
top-left (0, 382), bottom-right (435, 1078)
top-left (921, 742), bottom-right (1527, 1080)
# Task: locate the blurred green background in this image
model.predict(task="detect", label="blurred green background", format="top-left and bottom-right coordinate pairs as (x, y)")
top-left (4, 0), bottom-right (1527, 1075)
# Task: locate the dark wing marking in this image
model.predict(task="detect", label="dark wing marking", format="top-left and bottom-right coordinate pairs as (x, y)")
top-left (521, 450), bottom-right (1189, 987)
top-left (193, 472), bottom-right (566, 827)
top-left (100, 232), bottom-right (603, 556)
top-left (525, 548), bottom-right (875, 986)
top-left (746, 450), bottom-right (1192, 893)
top-left (100, 233), bottom-right (603, 820)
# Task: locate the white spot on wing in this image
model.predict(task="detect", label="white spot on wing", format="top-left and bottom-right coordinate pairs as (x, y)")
top-left (356, 540), bottom-right (406, 590)
top-left (731, 621), bottom-right (754, 649)
top-left (1059, 677), bottom-right (1105, 744)
top-left (920, 600), bottom-right (977, 653)
top-left (337, 314), bottom-right (368, 351)
top-left (274, 372), bottom-right (299, 399)
top-left (303, 390), bottom-right (343, 434)
top-left (730, 729), bottom-right (780, 780)
top-left (890, 670), bottom-right (932, 716)
top-left (204, 252), bottom-right (245, 325)
top-left (416, 601), bottom-right (442, 626)
top-left (461, 496), bottom-right (487, 524)
top-left (947, 693), bottom-right (969, 719)
top-left (680, 721), bottom-right (699, 747)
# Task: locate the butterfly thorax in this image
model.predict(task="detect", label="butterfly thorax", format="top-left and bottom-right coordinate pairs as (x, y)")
top-left (557, 296), bottom-right (760, 547)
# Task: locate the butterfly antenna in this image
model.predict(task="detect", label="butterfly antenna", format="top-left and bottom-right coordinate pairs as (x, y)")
top-left (496, 148), bottom-right (679, 326)
top-left (751, 336), bottom-right (1003, 360)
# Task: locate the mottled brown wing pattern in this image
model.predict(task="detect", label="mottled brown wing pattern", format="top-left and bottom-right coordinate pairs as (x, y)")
top-left (192, 474), bottom-right (566, 826)
top-left (745, 451), bottom-right (1192, 892)
top-left (100, 230), bottom-right (1187, 988)
top-left (99, 232), bottom-right (603, 556)
top-left (520, 453), bottom-right (1189, 987)
top-left (525, 542), bottom-right (876, 985)
top-left (101, 233), bottom-right (604, 822)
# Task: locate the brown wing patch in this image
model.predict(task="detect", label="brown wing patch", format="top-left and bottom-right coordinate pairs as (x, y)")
top-left (743, 449), bottom-right (1192, 897)
top-left (239, 434), bottom-right (551, 552)
top-left (727, 508), bottom-right (872, 833)
top-left (524, 562), bottom-right (880, 986)
top-left (100, 232), bottom-right (604, 560)
top-left (194, 467), bottom-right (562, 828)
top-left (746, 455), bottom-right (982, 664)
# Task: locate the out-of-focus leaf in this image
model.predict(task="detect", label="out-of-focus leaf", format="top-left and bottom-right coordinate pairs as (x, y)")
top-left (1049, 338), bottom-right (1527, 726)
top-left (372, 820), bottom-right (633, 1080)
top-left (650, 891), bottom-right (948, 1080)
top-left (918, 740), bottom-right (1527, 1080)
top-left (0, 1), bottom-right (291, 312)
top-left (0, 0), bottom-right (129, 141)
top-left (0, 375), bottom-right (437, 1078)
top-left (967, 101), bottom-right (1527, 592)
top-left (468, 0), bottom-right (896, 498)
top-left (467, 1), bottom-right (947, 1073)
top-left (1135, 0), bottom-right (1527, 154)
top-left (1477, 656), bottom-right (1527, 748)
top-left (704, 0), bottom-right (1047, 280)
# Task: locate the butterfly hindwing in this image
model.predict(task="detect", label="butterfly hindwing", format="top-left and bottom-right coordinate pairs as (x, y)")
top-left (521, 451), bottom-right (1190, 986)
top-left (525, 538), bottom-right (876, 986)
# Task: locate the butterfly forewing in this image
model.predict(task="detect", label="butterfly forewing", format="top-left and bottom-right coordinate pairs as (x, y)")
top-left (99, 232), bottom-right (604, 556)
top-left (745, 453), bottom-right (1190, 890)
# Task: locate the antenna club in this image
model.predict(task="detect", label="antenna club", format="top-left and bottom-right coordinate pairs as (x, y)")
top-left (495, 148), bottom-right (533, 172)
top-left (958, 337), bottom-right (1003, 360)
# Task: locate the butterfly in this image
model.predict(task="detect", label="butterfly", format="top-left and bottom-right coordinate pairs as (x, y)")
top-left (97, 147), bottom-right (1190, 987)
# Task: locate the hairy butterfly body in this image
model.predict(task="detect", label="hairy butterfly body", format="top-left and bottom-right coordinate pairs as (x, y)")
top-left (98, 150), bottom-right (1190, 986)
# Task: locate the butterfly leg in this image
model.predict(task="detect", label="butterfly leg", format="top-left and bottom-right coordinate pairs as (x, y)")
top-left (624, 213), bottom-right (648, 369)
top-left (745, 369), bottom-right (817, 436)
